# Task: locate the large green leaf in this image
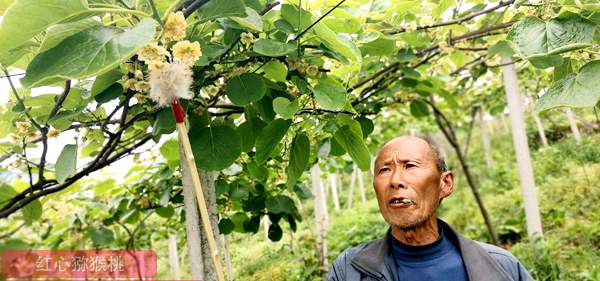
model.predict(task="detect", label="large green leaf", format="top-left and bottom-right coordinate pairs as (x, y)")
top-left (279, 3), bottom-right (360, 62)
top-left (253, 39), bottom-right (297, 57)
top-left (265, 195), bottom-right (294, 214)
top-left (534, 60), bottom-right (600, 114)
top-left (0, 0), bottom-right (90, 65)
top-left (225, 73), bottom-right (267, 106)
top-left (409, 100), bottom-right (430, 118)
top-left (91, 68), bottom-right (122, 97)
top-left (359, 33), bottom-right (395, 57)
top-left (334, 120), bottom-right (371, 171)
top-left (55, 144), bottom-right (78, 183)
top-left (286, 132), bottom-right (309, 187)
top-left (262, 60), bottom-right (288, 82)
top-left (313, 23), bottom-right (361, 62)
top-left (39, 18), bottom-right (101, 53)
top-left (189, 125), bottom-right (242, 171)
top-left (272, 97), bottom-right (300, 119)
top-left (255, 119), bottom-right (291, 164)
top-left (231, 7), bottom-right (263, 31)
top-left (22, 199), bottom-right (42, 225)
top-left (194, 0), bottom-right (246, 23)
top-left (507, 13), bottom-right (596, 59)
top-left (21, 18), bottom-right (156, 88)
top-left (0, 0), bottom-right (14, 14)
top-left (152, 107), bottom-right (176, 136)
top-left (312, 77), bottom-right (347, 110)
top-left (279, 4), bottom-right (312, 31)
top-left (88, 226), bottom-right (115, 245)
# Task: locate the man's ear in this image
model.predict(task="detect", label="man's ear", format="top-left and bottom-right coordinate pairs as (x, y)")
top-left (439, 171), bottom-right (454, 199)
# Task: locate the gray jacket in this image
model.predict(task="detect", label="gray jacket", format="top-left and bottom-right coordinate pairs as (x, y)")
top-left (326, 220), bottom-right (534, 281)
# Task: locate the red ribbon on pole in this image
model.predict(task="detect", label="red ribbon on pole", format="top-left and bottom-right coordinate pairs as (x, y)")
top-left (171, 97), bottom-right (186, 123)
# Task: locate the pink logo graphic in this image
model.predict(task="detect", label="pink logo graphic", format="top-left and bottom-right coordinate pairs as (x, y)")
top-left (1, 250), bottom-right (157, 278)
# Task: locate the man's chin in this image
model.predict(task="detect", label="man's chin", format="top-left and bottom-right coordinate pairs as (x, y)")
top-left (388, 215), bottom-right (432, 231)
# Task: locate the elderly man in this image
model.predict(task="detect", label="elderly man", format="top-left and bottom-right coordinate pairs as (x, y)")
top-left (326, 136), bottom-right (533, 281)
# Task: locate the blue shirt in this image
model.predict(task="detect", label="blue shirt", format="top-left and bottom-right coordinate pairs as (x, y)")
top-left (391, 224), bottom-right (468, 281)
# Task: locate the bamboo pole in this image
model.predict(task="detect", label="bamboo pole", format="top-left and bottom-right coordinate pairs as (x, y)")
top-left (176, 121), bottom-right (225, 281)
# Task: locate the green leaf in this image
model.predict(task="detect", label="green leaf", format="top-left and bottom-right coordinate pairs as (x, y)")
top-left (262, 60), bottom-right (288, 82)
top-left (91, 68), bottom-right (122, 97)
top-left (21, 18), bottom-right (156, 88)
top-left (88, 226), bottom-right (115, 245)
top-left (160, 139), bottom-right (179, 169)
top-left (246, 161), bottom-right (269, 181)
top-left (487, 40), bottom-right (515, 57)
top-left (152, 107), bottom-right (176, 136)
top-left (528, 54), bottom-right (564, 69)
top-left (22, 199), bottom-right (42, 225)
top-left (55, 144), bottom-right (77, 184)
top-left (360, 33), bottom-right (395, 56)
top-left (225, 73), bottom-right (267, 106)
top-left (534, 60), bottom-right (600, 114)
top-left (255, 119), bottom-right (291, 164)
top-left (334, 121), bottom-right (371, 171)
top-left (313, 23), bottom-right (361, 62)
top-left (155, 206), bottom-right (174, 218)
top-left (253, 39), bottom-right (297, 57)
top-left (0, 0), bottom-right (90, 65)
top-left (229, 182), bottom-right (249, 201)
top-left (280, 4), bottom-right (312, 31)
top-left (160, 139), bottom-right (179, 161)
top-left (194, 0), bottom-right (246, 23)
top-left (0, 185), bottom-right (18, 209)
top-left (189, 125), bottom-right (242, 171)
top-left (356, 116), bottom-right (374, 138)
top-left (231, 212), bottom-right (249, 233)
top-left (507, 13), bottom-right (596, 59)
top-left (554, 58), bottom-right (573, 82)
top-left (94, 83), bottom-right (124, 105)
top-left (286, 132), bottom-right (309, 187)
top-left (265, 195), bottom-right (294, 214)
top-left (231, 7), bottom-right (263, 31)
top-left (312, 77), bottom-right (347, 110)
top-left (48, 109), bottom-right (80, 130)
top-left (0, 39), bottom-right (37, 68)
top-left (219, 218), bottom-right (235, 234)
top-left (330, 137), bottom-right (345, 156)
top-left (39, 18), bottom-right (101, 53)
top-left (409, 100), bottom-right (430, 118)
top-left (272, 97), bottom-right (300, 119)
top-left (237, 119), bottom-right (264, 152)
top-left (215, 179), bottom-right (230, 196)
top-left (293, 184), bottom-right (313, 200)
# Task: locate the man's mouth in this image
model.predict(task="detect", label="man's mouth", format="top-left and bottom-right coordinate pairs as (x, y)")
top-left (388, 197), bottom-right (415, 208)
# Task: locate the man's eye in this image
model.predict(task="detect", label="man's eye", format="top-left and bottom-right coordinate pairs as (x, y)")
top-left (379, 167), bottom-right (390, 173)
top-left (406, 163), bottom-right (416, 168)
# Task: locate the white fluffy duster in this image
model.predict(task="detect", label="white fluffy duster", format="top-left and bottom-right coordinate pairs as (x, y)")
top-left (148, 63), bottom-right (194, 107)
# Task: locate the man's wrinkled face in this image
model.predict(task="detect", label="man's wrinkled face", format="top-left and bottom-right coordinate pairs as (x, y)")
top-left (373, 137), bottom-right (452, 230)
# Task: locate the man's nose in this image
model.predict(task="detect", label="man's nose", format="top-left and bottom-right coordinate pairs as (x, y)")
top-left (389, 169), bottom-right (406, 189)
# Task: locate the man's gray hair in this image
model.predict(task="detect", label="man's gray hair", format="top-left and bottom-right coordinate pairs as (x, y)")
top-left (416, 134), bottom-right (448, 173)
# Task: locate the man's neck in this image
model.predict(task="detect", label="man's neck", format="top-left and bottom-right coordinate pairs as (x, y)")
top-left (391, 217), bottom-right (439, 246)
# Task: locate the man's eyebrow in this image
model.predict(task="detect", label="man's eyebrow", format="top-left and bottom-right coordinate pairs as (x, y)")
top-left (378, 158), bottom-right (423, 166)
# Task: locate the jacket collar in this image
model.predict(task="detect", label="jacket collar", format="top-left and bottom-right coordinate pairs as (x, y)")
top-left (350, 219), bottom-right (513, 281)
